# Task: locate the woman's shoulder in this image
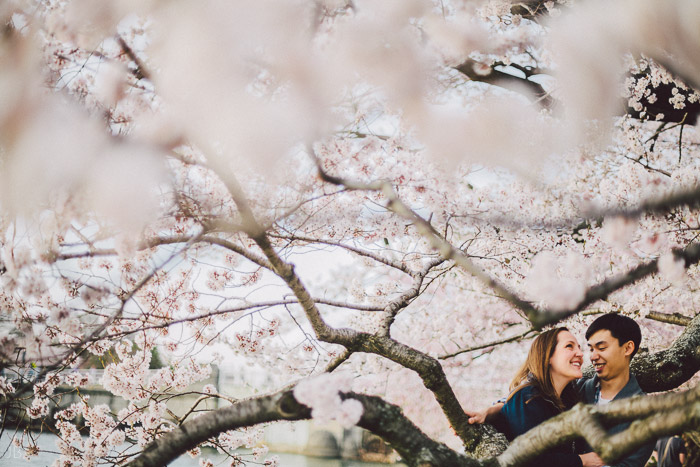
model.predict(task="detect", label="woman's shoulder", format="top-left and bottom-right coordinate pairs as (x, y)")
top-left (508, 383), bottom-right (542, 402)
top-left (507, 384), bottom-right (559, 412)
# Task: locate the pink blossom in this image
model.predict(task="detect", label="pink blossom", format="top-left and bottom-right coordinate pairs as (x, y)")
top-left (601, 216), bottom-right (637, 250)
top-left (658, 253), bottom-right (686, 285)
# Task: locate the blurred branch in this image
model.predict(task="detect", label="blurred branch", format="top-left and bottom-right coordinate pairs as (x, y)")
top-left (455, 59), bottom-right (554, 109)
top-left (645, 311), bottom-right (692, 326)
top-left (510, 0), bottom-right (554, 19)
top-left (116, 35), bottom-right (150, 81)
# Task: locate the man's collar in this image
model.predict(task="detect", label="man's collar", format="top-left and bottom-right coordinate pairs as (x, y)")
top-left (592, 373), bottom-right (642, 399)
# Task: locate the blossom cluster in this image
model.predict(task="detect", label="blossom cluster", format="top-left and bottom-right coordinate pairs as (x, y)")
top-left (293, 373), bottom-right (364, 428)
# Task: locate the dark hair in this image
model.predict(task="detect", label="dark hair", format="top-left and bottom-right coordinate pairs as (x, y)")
top-left (585, 313), bottom-right (642, 359)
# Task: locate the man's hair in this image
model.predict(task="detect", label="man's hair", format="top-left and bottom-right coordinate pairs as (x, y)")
top-left (586, 313), bottom-right (642, 359)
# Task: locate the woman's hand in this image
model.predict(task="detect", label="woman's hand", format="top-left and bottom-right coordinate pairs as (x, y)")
top-left (466, 403), bottom-right (503, 424)
top-left (579, 452), bottom-right (605, 467)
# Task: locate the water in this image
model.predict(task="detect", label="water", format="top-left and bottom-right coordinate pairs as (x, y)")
top-left (0, 433), bottom-right (402, 467)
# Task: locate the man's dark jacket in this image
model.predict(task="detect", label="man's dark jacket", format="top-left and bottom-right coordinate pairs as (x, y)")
top-left (574, 374), bottom-right (654, 467)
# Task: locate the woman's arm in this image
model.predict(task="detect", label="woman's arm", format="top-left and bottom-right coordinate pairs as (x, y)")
top-left (466, 402), bottom-right (504, 424)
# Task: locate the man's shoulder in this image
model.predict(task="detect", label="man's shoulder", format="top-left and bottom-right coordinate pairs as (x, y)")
top-left (618, 373), bottom-right (644, 399)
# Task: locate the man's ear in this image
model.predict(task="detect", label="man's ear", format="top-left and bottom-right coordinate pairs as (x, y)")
top-left (623, 340), bottom-right (635, 357)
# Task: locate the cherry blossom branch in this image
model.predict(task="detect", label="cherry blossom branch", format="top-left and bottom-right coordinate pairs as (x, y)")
top-left (213, 169), bottom-right (492, 450)
top-left (94, 298), bottom-right (383, 341)
top-left (268, 232), bottom-right (422, 277)
top-left (57, 234), bottom-right (272, 270)
top-left (0, 231), bottom-right (207, 410)
top-left (258, 236), bottom-right (485, 449)
top-left (438, 328), bottom-right (537, 360)
top-left (324, 349), bottom-right (351, 373)
top-left (509, 0), bottom-right (554, 19)
top-left (127, 389), bottom-right (310, 467)
top-left (308, 149), bottom-right (539, 317)
top-left (309, 148), bottom-right (700, 333)
top-left (116, 35), bottom-right (150, 81)
top-left (378, 257), bottom-right (445, 335)
top-left (263, 188), bottom-right (349, 229)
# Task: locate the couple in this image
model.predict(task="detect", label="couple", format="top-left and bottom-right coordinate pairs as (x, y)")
top-left (468, 313), bottom-right (654, 467)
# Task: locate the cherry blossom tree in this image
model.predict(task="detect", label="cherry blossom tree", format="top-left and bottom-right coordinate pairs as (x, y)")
top-left (2, 0), bottom-right (700, 466)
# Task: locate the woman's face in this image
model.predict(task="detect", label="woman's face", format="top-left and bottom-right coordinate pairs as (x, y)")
top-left (549, 330), bottom-right (584, 382)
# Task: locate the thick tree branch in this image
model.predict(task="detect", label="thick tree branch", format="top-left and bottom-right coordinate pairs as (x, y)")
top-left (633, 312), bottom-right (700, 392)
top-left (127, 389), bottom-right (481, 467)
top-left (129, 379), bottom-right (700, 467)
top-left (128, 389), bottom-right (310, 467)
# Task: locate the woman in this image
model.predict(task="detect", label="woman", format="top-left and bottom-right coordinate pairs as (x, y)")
top-left (468, 327), bottom-right (604, 467)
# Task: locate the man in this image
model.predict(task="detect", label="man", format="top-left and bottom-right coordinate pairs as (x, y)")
top-left (573, 313), bottom-right (654, 467)
top-left (653, 436), bottom-right (686, 467)
top-left (468, 313), bottom-right (654, 467)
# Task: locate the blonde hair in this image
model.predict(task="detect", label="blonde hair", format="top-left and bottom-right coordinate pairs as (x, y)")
top-left (509, 327), bottom-right (570, 410)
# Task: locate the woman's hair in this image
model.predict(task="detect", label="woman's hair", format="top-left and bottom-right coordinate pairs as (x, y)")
top-left (508, 327), bottom-right (574, 410)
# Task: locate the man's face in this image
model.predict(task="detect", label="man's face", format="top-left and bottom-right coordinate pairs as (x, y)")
top-left (587, 329), bottom-right (633, 381)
